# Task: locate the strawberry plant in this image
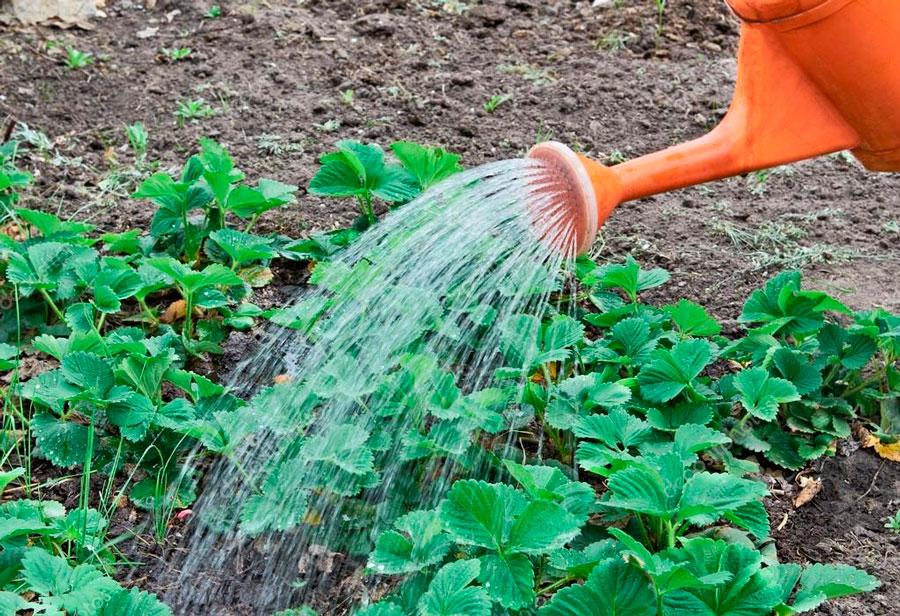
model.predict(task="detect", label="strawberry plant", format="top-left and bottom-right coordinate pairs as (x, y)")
top-left (133, 138), bottom-right (297, 264)
top-left (63, 46), bottom-right (94, 70)
top-left (4, 133), bottom-right (895, 615)
top-left (309, 140), bottom-right (461, 226)
top-left (174, 98), bottom-right (216, 126)
top-left (0, 142), bottom-right (32, 210)
top-left (0, 471), bottom-right (172, 614)
top-left (145, 257), bottom-right (245, 351)
top-left (1, 548), bottom-right (171, 615)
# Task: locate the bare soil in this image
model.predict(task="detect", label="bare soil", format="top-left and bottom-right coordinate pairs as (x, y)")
top-left (2, 0), bottom-right (899, 614)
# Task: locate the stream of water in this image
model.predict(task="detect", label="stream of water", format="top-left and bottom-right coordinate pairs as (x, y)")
top-left (159, 157), bottom-right (577, 613)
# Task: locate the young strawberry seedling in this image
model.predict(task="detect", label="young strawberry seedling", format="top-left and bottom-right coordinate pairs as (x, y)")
top-left (483, 93), bottom-right (511, 113)
top-left (161, 47), bottom-right (192, 62)
top-left (174, 98), bottom-right (216, 127)
top-left (63, 46), bottom-right (94, 70)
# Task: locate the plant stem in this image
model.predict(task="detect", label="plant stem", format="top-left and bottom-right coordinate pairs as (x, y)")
top-left (138, 298), bottom-right (158, 325)
top-left (243, 213), bottom-right (260, 234)
top-left (359, 193), bottom-right (376, 225)
top-left (183, 292), bottom-right (193, 340)
top-left (665, 520), bottom-right (676, 549)
top-left (38, 288), bottom-right (65, 322)
top-left (540, 575), bottom-right (577, 596)
top-left (78, 410), bottom-right (97, 561)
top-left (635, 514), bottom-right (652, 548)
top-left (842, 377), bottom-right (879, 398)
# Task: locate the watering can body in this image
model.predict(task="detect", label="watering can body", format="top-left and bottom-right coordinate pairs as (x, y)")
top-left (530, 0), bottom-right (900, 254)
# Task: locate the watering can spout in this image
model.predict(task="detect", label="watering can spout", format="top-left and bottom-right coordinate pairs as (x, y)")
top-left (529, 0), bottom-right (900, 254)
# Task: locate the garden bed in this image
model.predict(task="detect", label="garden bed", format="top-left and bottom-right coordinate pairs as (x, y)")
top-left (1, 1), bottom-right (899, 615)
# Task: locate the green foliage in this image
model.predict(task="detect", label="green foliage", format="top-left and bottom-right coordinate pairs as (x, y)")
top-left (0, 142), bottom-right (32, 210)
top-left (132, 137), bottom-right (297, 263)
top-left (637, 339), bottom-right (713, 403)
top-left (539, 557), bottom-right (656, 616)
top-left (886, 509), bottom-right (900, 533)
top-left (124, 122), bottom-right (149, 159)
top-left (309, 140), bottom-right (461, 225)
top-left (390, 142), bottom-right (462, 192)
top-left (13, 548), bottom-right (172, 615)
top-left (4, 132), bottom-right (891, 616)
top-left (175, 98), bottom-right (216, 126)
top-left (483, 93), bottom-right (511, 113)
top-left (358, 263), bottom-right (889, 615)
top-left (161, 47), bottom-right (192, 62)
top-left (369, 510), bottom-right (452, 575)
top-left (64, 46), bottom-right (94, 70)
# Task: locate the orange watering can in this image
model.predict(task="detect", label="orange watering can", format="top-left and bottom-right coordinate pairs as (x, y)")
top-left (529, 0), bottom-right (900, 254)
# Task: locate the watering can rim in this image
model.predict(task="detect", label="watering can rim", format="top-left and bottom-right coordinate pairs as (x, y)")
top-left (726, 0), bottom-right (855, 25)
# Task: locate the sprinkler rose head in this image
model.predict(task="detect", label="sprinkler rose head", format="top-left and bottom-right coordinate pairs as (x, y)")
top-left (526, 141), bottom-right (625, 256)
top-left (523, 0), bottom-right (900, 258)
top-left (526, 141), bottom-right (598, 256)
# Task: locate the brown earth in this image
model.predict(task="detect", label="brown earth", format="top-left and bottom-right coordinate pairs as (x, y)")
top-left (1, 0), bottom-right (899, 614)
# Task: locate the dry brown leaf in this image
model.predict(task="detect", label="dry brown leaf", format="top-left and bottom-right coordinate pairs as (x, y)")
top-left (873, 439), bottom-right (900, 462)
top-left (859, 427), bottom-right (900, 462)
top-left (793, 475), bottom-right (822, 508)
top-left (2, 222), bottom-right (30, 242)
top-left (297, 544), bottom-right (336, 575)
top-left (303, 509), bottom-right (323, 526)
top-left (5, 0), bottom-right (101, 29)
top-left (160, 299), bottom-right (186, 324)
top-left (776, 513), bottom-right (789, 531)
top-left (136, 26), bottom-right (158, 39)
top-left (103, 146), bottom-right (117, 165)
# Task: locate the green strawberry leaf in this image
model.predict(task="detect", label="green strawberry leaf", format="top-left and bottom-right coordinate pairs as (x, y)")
top-left (506, 500), bottom-right (582, 554)
top-left (0, 467), bottom-right (25, 493)
top-left (548, 540), bottom-right (620, 578)
top-left (596, 256), bottom-right (670, 303)
top-left (788, 563), bottom-right (880, 613)
top-left (503, 461), bottom-right (595, 520)
top-left (418, 559), bottom-right (490, 616)
top-left (239, 464), bottom-right (310, 536)
top-left (672, 423), bottom-right (731, 457)
top-left (538, 557), bottom-right (657, 616)
top-left (61, 351), bottom-right (114, 398)
top-left (21, 548), bottom-right (121, 615)
top-left (439, 480), bottom-right (525, 550)
top-left (390, 141), bottom-right (462, 191)
top-left (31, 413), bottom-right (90, 469)
top-left (662, 538), bottom-right (791, 615)
top-left (0, 591), bottom-right (29, 614)
top-left (772, 348), bottom-right (822, 396)
top-left (739, 271), bottom-right (849, 336)
top-left (638, 339), bottom-right (712, 403)
top-left (665, 299), bottom-right (722, 337)
top-left (477, 553), bottom-right (534, 609)
top-left (208, 229), bottom-right (275, 267)
top-left (100, 587), bottom-right (173, 616)
top-left (199, 138), bottom-right (244, 205)
top-left (733, 367), bottom-right (800, 421)
top-left (677, 472), bottom-right (768, 525)
top-left (369, 510), bottom-right (452, 575)
top-left (547, 375), bottom-right (631, 430)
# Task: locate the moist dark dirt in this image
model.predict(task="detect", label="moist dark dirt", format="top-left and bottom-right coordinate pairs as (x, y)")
top-left (768, 446), bottom-right (900, 616)
top-left (1, 0), bottom-right (899, 614)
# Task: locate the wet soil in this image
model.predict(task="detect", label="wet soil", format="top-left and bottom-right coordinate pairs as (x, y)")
top-left (2, 0), bottom-right (899, 614)
top-left (769, 446), bottom-right (900, 616)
